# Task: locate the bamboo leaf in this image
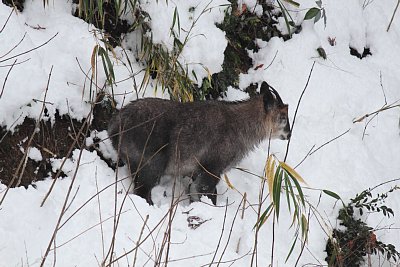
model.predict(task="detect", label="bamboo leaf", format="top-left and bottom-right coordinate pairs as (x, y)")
top-left (287, 173), bottom-right (305, 207)
top-left (103, 51), bottom-right (115, 83)
top-left (322, 190), bottom-right (341, 200)
top-left (273, 167), bottom-right (283, 219)
top-left (255, 203), bottom-right (274, 229)
top-left (282, 0), bottom-right (300, 7)
top-left (277, 0), bottom-right (292, 38)
top-left (266, 155), bottom-right (275, 200)
top-left (285, 233), bottom-right (299, 262)
top-left (290, 204), bottom-right (298, 227)
top-left (280, 161), bottom-right (307, 185)
top-left (284, 173), bottom-right (291, 212)
top-left (304, 7), bottom-right (320, 20)
top-left (224, 173), bottom-right (235, 189)
top-left (91, 45), bottom-right (98, 79)
top-left (301, 213), bottom-right (308, 240)
top-left (171, 7), bottom-right (178, 35)
top-left (314, 9), bottom-right (322, 23)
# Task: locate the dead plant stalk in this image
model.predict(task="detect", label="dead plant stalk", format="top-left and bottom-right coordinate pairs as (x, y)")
top-left (0, 66), bottom-right (52, 206)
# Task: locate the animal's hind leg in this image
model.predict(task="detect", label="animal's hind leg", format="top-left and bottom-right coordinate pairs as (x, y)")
top-left (189, 167), bottom-right (220, 205)
top-left (131, 153), bottom-right (167, 205)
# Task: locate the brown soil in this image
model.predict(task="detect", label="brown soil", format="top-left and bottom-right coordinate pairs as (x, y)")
top-left (0, 97), bottom-right (115, 188)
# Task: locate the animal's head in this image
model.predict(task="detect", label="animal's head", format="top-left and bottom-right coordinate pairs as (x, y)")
top-left (260, 81), bottom-right (291, 140)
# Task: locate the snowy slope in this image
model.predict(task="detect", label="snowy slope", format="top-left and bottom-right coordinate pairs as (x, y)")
top-left (1, 0), bottom-right (400, 266)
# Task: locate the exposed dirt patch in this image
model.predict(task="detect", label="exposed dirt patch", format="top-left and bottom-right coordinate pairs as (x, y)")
top-left (0, 96), bottom-right (115, 188)
top-left (0, 113), bottom-right (82, 187)
top-left (197, 1), bottom-right (301, 100)
top-left (72, 0), bottom-right (132, 47)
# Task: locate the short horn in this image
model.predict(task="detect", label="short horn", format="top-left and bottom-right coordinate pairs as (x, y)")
top-left (268, 84), bottom-right (284, 105)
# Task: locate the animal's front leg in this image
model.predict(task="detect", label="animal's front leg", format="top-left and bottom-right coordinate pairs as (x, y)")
top-left (189, 168), bottom-right (220, 205)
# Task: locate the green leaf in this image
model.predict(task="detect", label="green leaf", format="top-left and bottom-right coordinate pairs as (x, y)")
top-left (314, 9), bottom-right (322, 23)
top-left (322, 8), bottom-right (327, 28)
top-left (304, 7), bottom-right (320, 20)
top-left (255, 203), bottom-right (274, 229)
top-left (273, 167), bottom-right (283, 220)
top-left (301, 213), bottom-right (308, 240)
top-left (284, 173), bottom-right (291, 213)
top-left (277, 0), bottom-right (292, 38)
top-left (285, 233), bottom-right (299, 262)
top-left (191, 70), bottom-right (198, 82)
top-left (283, 0), bottom-right (300, 7)
top-left (287, 171), bottom-right (305, 207)
top-left (171, 7), bottom-right (180, 36)
top-left (322, 189), bottom-right (341, 200)
top-left (317, 47), bottom-right (327, 59)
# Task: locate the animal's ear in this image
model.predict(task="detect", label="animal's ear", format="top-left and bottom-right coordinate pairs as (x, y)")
top-left (260, 82), bottom-right (275, 111)
top-left (260, 81), bottom-right (270, 95)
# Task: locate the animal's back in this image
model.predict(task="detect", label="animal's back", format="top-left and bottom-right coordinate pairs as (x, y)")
top-left (108, 98), bottom-right (178, 164)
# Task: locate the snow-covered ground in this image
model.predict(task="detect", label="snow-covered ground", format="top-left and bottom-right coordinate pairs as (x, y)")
top-left (1, 0), bottom-right (400, 266)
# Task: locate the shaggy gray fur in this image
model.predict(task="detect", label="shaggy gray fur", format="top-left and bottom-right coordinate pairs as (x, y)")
top-left (108, 82), bottom-right (291, 204)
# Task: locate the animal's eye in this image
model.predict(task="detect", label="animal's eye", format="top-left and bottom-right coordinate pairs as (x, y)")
top-left (279, 116), bottom-right (287, 123)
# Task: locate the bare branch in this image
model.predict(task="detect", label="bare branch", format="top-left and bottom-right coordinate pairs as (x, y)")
top-left (309, 128), bottom-right (351, 156)
top-left (0, 9), bottom-right (14, 34)
top-left (0, 66), bottom-right (53, 205)
top-left (0, 32), bottom-right (58, 64)
top-left (353, 101), bottom-right (400, 123)
top-left (209, 198), bottom-right (229, 266)
top-left (0, 58), bottom-right (17, 99)
top-left (387, 0), bottom-right (400, 32)
top-left (284, 61), bottom-right (316, 162)
top-left (0, 32), bottom-right (27, 60)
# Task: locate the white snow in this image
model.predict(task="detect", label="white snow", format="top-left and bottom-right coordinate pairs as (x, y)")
top-left (1, 0), bottom-right (400, 266)
top-left (140, 0), bottom-right (229, 82)
top-left (28, 146), bottom-right (43, 162)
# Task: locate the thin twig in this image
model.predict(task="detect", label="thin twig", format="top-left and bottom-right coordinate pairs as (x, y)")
top-left (0, 113), bottom-right (23, 144)
top-left (294, 144), bottom-right (315, 169)
top-left (40, 128), bottom-right (90, 267)
top-left (40, 109), bottom-right (91, 207)
top-left (235, 193), bottom-right (247, 254)
top-left (294, 205), bottom-right (312, 266)
top-left (309, 128), bottom-right (351, 156)
top-left (264, 50), bottom-right (279, 70)
top-left (0, 58), bottom-right (17, 98)
top-left (1, 32), bottom-right (27, 60)
top-left (369, 178), bottom-right (400, 192)
top-left (0, 9), bottom-right (14, 34)
top-left (217, 197), bottom-right (243, 267)
top-left (132, 215), bottom-right (149, 267)
top-left (0, 32), bottom-right (26, 58)
top-left (387, 0), bottom-right (400, 32)
top-left (51, 210), bottom-right (129, 250)
top-left (251, 132), bottom-right (272, 267)
top-left (209, 198), bottom-right (229, 267)
top-left (0, 32), bottom-right (58, 63)
top-left (95, 167), bottom-right (105, 259)
top-left (201, 250), bottom-right (252, 267)
top-left (379, 71), bottom-right (387, 105)
top-left (284, 61), bottom-right (316, 162)
top-left (353, 101), bottom-right (400, 123)
top-left (271, 212), bottom-right (276, 267)
top-left (0, 66), bottom-right (53, 205)
top-left (107, 198), bottom-right (188, 265)
top-left (362, 113), bottom-right (378, 140)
